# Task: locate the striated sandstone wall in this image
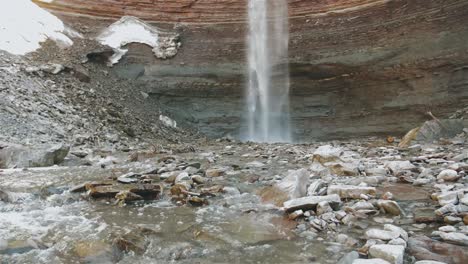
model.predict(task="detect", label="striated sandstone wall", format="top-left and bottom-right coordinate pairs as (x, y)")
top-left (34, 0), bottom-right (468, 140)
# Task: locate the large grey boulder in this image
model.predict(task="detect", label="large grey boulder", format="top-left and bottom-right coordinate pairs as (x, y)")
top-left (0, 142), bottom-right (69, 168)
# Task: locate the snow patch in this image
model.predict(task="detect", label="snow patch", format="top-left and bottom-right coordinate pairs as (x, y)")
top-left (96, 16), bottom-right (180, 65)
top-left (0, 0), bottom-right (75, 55)
top-left (160, 115), bottom-right (177, 128)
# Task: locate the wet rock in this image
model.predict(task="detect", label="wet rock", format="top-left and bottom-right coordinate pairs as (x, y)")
top-left (388, 238), bottom-right (407, 247)
top-left (283, 194), bottom-right (341, 212)
top-left (117, 172), bottom-right (139, 184)
top-left (115, 191), bottom-right (143, 205)
top-left (382, 192), bottom-right (393, 200)
top-left (328, 185), bottom-right (376, 199)
top-left (434, 190), bottom-right (460, 206)
top-left (317, 201), bottom-right (333, 215)
top-left (288, 210), bottom-right (304, 220)
top-left (113, 232), bottom-right (148, 255)
top-left (357, 239), bottom-right (383, 256)
top-left (439, 226), bottom-right (457, 232)
top-left (437, 170), bottom-right (460, 182)
top-left (175, 172), bottom-right (190, 183)
top-left (408, 235), bottom-right (468, 263)
top-left (337, 251), bottom-right (359, 264)
top-left (444, 216), bottom-right (462, 224)
top-left (276, 168), bottom-right (309, 199)
top-left (88, 184), bottom-right (162, 200)
top-left (307, 179), bottom-right (327, 196)
top-left (205, 167), bottom-right (227, 177)
top-left (88, 185), bottom-right (125, 199)
top-left (435, 204), bottom-right (458, 216)
top-left (74, 241), bottom-right (116, 262)
top-left (377, 200), bottom-right (403, 216)
top-left (352, 201), bottom-right (375, 211)
top-left (384, 224), bottom-right (408, 241)
top-left (70, 181), bottom-right (113, 193)
top-left (0, 189), bottom-right (9, 202)
top-left (187, 196), bottom-right (208, 206)
top-left (191, 175), bottom-right (205, 184)
top-left (464, 215), bottom-right (468, 225)
top-left (439, 232), bottom-right (468, 246)
top-left (259, 186), bottom-right (289, 206)
top-left (368, 245), bottom-right (405, 264)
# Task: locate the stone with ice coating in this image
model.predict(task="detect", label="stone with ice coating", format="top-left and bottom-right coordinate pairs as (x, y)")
top-left (369, 245), bottom-right (405, 264)
top-left (283, 194), bottom-right (341, 212)
top-left (327, 185), bottom-right (376, 199)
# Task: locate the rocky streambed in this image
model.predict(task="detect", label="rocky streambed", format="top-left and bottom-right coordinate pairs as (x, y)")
top-left (0, 135), bottom-right (467, 264)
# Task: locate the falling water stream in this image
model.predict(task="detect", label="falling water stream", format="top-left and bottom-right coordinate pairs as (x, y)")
top-left (246, 0), bottom-right (291, 143)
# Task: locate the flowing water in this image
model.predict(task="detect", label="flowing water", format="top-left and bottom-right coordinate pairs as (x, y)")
top-left (0, 145), bottom-right (344, 264)
top-left (245, 0), bottom-right (291, 143)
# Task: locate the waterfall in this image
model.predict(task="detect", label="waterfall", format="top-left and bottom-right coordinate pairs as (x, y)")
top-left (245, 0), bottom-right (291, 143)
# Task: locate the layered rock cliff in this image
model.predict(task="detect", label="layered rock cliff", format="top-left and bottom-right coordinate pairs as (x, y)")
top-left (34, 0), bottom-right (468, 140)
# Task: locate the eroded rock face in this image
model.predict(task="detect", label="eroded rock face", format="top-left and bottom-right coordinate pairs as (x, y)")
top-left (34, 0), bottom-right (468, 140)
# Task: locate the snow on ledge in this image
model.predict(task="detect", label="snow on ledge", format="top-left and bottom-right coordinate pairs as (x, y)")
top-left (0, 0), bottom-right (77, 55)
top-left (96, 16), bottom-right (180, 65)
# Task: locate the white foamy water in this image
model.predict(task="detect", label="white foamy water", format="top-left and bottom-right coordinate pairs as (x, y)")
top-left (245, 0), bottom-right (291, 143)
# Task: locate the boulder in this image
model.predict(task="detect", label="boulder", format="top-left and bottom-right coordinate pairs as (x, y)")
top-left (437, 170), bottom-right (460, 182)
top-left (205, 167), bottom-right (228, 177)
top-left (0, 142), bottom-right (70, 168)
top-left (365, 229), bottom-right (400, 241)
top-left (275, 168), bottom-right (309, 199)
top-left (312, 145), bottom-right (360, 176)
top-left (307, 179), bottom-right (327, 196)
top-left (368, 245), bottom-right (405, 264)
top-left (408, 235), bottom-right (468, 264)
top-left (377, 200), bottom-right (403, 216)
top-left (283, 194), bottom-right (341, 212)
top-left (328, 185), bottom-right (376, 199)
top-left (439, 232), bottom-right (468, 246)
top-left (384, 161), bottom-right (415, 176)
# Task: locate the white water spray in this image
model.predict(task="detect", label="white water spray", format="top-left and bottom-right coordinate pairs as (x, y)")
top-left (245, 0), bottom-right (291, 143)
